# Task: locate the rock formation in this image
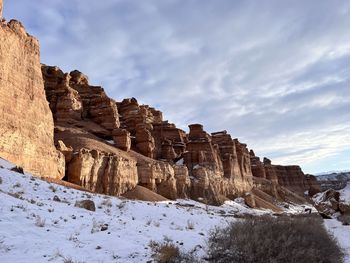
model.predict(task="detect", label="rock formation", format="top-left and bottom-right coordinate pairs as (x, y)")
top-left (40, 63), bottom-right (318, 206)
top-left (54, 125), bottom-right (138, 195)
top-left (0, 19), bottom-right (64, 179)
top-left (250, 152), bottom-right (313, 196)
top-left (313, 189), bottom-right (350, 219)
top-left (0, 4), bottom-right (319, 208)
top-left (42, 65), bottom-right (119, 138)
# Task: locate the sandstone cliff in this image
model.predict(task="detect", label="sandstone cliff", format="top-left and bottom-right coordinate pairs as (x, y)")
top-left (0, 19), bottom-right (64, 179)
top-left (0, 2), bottom-right (316, 207)
top-left (41, 67), bottom-right (256, 204)
top-left (250, 153), bottom-right (314, 196)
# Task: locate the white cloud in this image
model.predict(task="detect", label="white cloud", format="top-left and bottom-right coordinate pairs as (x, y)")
top-left (5, 0), bottom-right (350, 173)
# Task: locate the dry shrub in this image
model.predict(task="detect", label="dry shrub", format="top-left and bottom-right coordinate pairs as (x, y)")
top-left (150, 241), bottom-right (198, 263)
top-left (207, 215), bottom-right (344, 263)
top-left (35, 215), bottom-right (46, 227)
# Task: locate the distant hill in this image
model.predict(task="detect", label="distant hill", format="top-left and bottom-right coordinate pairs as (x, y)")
top-left (315, 171), bottom-right (350, 191)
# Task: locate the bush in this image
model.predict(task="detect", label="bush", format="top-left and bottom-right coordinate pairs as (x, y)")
top-left (207, 215), bottom-right (344, 263)
top-left (150, 241), bottom-right (198, 263)
top-left (35, 215), bottom-right (46, 227)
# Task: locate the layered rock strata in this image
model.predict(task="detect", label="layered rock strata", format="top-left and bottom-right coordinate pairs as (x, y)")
top-left (0, 20), bottom-right (64, 179)
top-left (54, 125), bottom-right (138, 195)
top-left (0, 2), bottom-right (317, 209)
top-left (42, 65), bottom-right (119, 138)
top-left (250, 152), bottom-right (311, 195)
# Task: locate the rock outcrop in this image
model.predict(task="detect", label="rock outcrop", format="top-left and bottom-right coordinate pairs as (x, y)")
top-left (0, 20), bottom-right (64, 179)
top-left (41, 64), bottom-right (311, 206)
top-left (313, 188), bottom-right (350, 218)
top-left (250, 152), bottom-right (314, 196)
top-left (54, 124), bottom-right (138, 196)
top-left (42, 65), bottom-right (120, 138)
top-left (0, 1), bottom-right (317, 209)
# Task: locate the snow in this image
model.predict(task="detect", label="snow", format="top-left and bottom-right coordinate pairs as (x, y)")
top-left (0, 158), bottom-right (265, 263)
top-left (0, 157), bottom-right (346, 262)
top-left (175, 158), bottom-right (184, 165)
top-left (316, 172), bottom-right (350, 182)
top-left (324, 219), bottom-right (350, 263)
top-left (340, 182), bottom-right (350, 202)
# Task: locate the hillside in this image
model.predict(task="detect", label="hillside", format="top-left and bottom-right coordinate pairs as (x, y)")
top-left (316, 172), bottom-right (350, 191)
top-left (0, 158), bottom-right (319, 262)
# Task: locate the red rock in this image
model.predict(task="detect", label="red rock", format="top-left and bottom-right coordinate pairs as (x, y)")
top-left (305, 174), bottom-right (321, 196)
top-left (42, 66), bottom-right (83, 121)
top-left (0, 20), bottom-right (64, 179)
top-left (112, 128), bottom-right (131, 152)
top-left (42, 65), bottom-right (120, 138)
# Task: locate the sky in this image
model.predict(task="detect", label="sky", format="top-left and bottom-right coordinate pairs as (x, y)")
top-left (4, 0), bottom-right (350, 174)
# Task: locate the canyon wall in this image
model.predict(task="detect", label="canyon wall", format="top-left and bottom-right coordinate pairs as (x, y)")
top-left (250, 153), bottom-right (309, 195)
top-left (0, 6), bottom-right (317, 206)
top-left (41, 66), bottom-right (256, 204)
top-left (0, 20), bottom-right (64, 179)
top-left (40, 64), bottom-right (318, 205)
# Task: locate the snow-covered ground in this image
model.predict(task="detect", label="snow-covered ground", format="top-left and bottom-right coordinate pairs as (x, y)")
top-left (0, 158), bottom-right (269, 263)
top-left (318, 181), bottom-right (350, 263)
top-left (324, 218), bottom-right (350, 263)
top-left (340, 182), bottom-right (350, 202)
top-left (0, 158), bottom-right (346, 262)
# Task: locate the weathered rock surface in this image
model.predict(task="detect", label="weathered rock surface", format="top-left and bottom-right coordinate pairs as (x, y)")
top-left (117, 98), bottom-right (187, 161)
top-left (122, 185), bottom-right (168, 202)
top-left (42, 65), bottom-right (120, 138)
top-left (313, 188), bottom-right (350, 218)
top-left (54, 124), bottom-right (138, 196)
top-left (0, 20), bottom-right (64, 179)
top-left (305, 174), bottom-right (322, 196)
top-left (250, 153), bottom-right (317, 196)
top-left (183, 126), bottom-right (253, 204)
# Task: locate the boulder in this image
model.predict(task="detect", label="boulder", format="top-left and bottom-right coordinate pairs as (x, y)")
top-left (339, 203), bottom-right (350, 215)
top-left (75, 200), bottom-right (96, 211)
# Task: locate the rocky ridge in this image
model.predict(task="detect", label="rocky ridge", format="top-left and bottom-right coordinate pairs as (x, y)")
top-left (40, 63), bottom-right (318, 206)
top-left (0, 3), bottom-right (319, 207)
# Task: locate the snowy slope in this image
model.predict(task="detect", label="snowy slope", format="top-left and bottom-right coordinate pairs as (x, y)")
top-left (324, 219), bottom-right (350, 263)
top-left (340, 182), bottom-right (350, 202)
top-left (0, 158), bottom-right (340, 263)
top-left (0, 158), bottom-right (270, 263)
